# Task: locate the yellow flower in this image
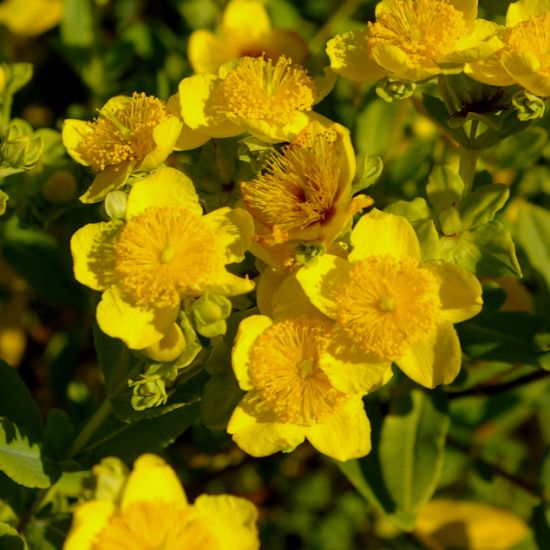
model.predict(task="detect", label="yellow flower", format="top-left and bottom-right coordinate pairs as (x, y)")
top-left (326, 0), bottom-right (501, 82)
top-left (241, 119), bottom-right (373, 269)
top-left (416, 499), bottom-right (529, 550)
top-left (0, 0), bottom-right (63, 36)
top-left (188, 0), bottom-right (307, 74)
top-left (466, 0), bottom-right (550, 97)
top-left (175, 55), bottom-right (323, 147)
top-left (297, 210), bottom-right (483, 388)
top-left (228, 313), bottom-right (388, 461)
top-left (63, 454), bottom-right (260, 550)
top-left (62, 93), bottom-right (182, 203)
top-left (70, 166), bottom-right (254, 357)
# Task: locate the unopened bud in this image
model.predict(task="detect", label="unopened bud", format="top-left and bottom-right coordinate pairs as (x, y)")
top-left (191, 293), bottom-right (232, 338)
top-left (295, 241), bottom-right (326, 265)
top-left (92, 457), bottom-right (128, 501)
top-left (129, 372), bottom-right (168, 411)
top-left (376, 77), bottom-right (416, 102)
top-left (512, 90), bottom-right (545, 121)
top-left (105, 190), bottom-right (128, 220)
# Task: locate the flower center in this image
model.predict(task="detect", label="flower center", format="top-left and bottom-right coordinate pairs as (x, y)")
top-left (114, 207), bottom-right (224, 308)
top-left (249, 316), bottom-right (346, 426)
top-left (216, 55), bottom-right (315, 126)
top-left (241, 126), bottom-right (341, 243)
top-left (78, 92), bottom-right (172, 171)
top-left (335, 255), bottom-right (440, 360)
top-left (368, 0), bottom-right (467, 62)
top-left (92, 501), bottom-right (219, 550)
top-left (505, 14), bottom-right (550, 75)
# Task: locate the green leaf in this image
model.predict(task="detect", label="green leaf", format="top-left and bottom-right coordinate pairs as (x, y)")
top-left (384, 197), bottom-right (431, 222)
top-left (0, 417), bottom-right (58, 489)
top-left (0, 522), bottom-right (28, 550)
top-left (421, 94), bottom-right (468, 147)
top-left (426, 165), bottom-right (464, 212)
top-left (93, 324), bottom-right (138, 395)
top-left (79, 403), bottom-right (201, 467)
top-left (351, 155), bottom-right (383, 194)
top-left (355, 98), bottom-right (398, 156)
top-left (1, 219), bottom-right (87, 310)
top-left (439, 221), bottom-right (521, 277)
top-left (532, 502), bottom-right (550, 550)
top-left (44, 410), bottom-right (74, 460)
top-left (201, 375), bottom-right (244, 430)
top-left (378, 387), bottom-right (449, 527)
top-left (457, 312), bottom-right (550, 368)
top-left (60, 0), bottom-right (94, 48)
top-left (0, 360), bottom-right (42, 438)
top-left (459, 184), bottom-right (509, 230)
top-left (516, 202), bottom-right (550, 291)
top-left (412, 219), bottom-right (440, 261)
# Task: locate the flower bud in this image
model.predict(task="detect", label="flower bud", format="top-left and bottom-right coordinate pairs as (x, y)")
top-left (376, 77), bottom-right (416, 102)
top-left (91, 457), bottom-right (128, 501)
top-left (104, 190), bottom-right (128, 220)
top-left (0, 119), bottom-right (43, 176)
top-left (129, 372), bottom-right (168, 411)
top-left (512, 90), bottom-right (545, 122)
top-left (190, 293), bottom-right (232, 338)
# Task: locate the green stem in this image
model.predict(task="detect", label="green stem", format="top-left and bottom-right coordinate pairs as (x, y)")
top-left (458, 119), bottom-right (479, 196)
top-left (66, 397), bottom-right (112, 459)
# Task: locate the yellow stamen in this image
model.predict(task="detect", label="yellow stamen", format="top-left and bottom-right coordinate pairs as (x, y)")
top-left (368, 0), bottom-right (467, 62)
top-left (506, 14), bottom-right (550, 75)
top-left (92, 501), bottom-right (218, 550)
top-left (336, 255), bottom-right (440, 360)
top-left (250, 317), bottom-right (345, 426)
top-left (114, 207), bottom-right (224, 308)
top-left (241, 127), bottom-right (341, 242)
top-left (78, 92), bottom-right (171, 171)
top-left (216, 55), bottom-right (315, 127)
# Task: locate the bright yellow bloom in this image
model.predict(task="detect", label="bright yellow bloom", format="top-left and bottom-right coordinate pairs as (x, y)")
top-left (467, 0), bottom-right (550, 97)
top-left (228, 313), bottom-right (389, 461)
top-left (63, 454), bottom-right (260, 550)
top-left (327, 0), bottom-right (501, 82)
top-left (416, 500), bottom-right (529, 550)
top-left (241, 119), bottom-right (373, 269)
top-left (0, 0), bottom-right (63, 36)
top-left (175, 55), bottom-right (324, 147)
top-left (62, 93), bottom-right (182, 203)
top-left (297, 210), bottom-right (483, 388)
top-left (71, 167), bottom-right (254, 357)
top-left (188, 0), bottom-right (307, 74)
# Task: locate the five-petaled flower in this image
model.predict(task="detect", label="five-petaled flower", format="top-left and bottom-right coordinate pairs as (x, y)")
top-left (71, 166), bottom-right (254, 360)
top-left (297, 210), bottom-right (483, 389)
top-left (63, 454), bottom-right (260, 550)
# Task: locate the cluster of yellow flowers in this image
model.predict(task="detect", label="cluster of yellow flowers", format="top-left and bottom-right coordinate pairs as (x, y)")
top-left (56, 0), bottom-right (548, 545)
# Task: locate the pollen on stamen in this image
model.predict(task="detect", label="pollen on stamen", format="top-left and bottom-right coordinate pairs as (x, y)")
top-left (77, 92), bottom-right (172, 172)
top-left (114, 207), bottom-right (224, 308)
top-left (250, 317), bottom-right (346, 426)
top-left (368, 0), bottom-right (467, 62)
top-left (92, 502), bottom-right (217, 550)
top-left (216, 55), bottom-right (316, 127)
top-left (336, 255), bottom-right (441, 360)
top-left (241, 127), bottom-right (341, 241)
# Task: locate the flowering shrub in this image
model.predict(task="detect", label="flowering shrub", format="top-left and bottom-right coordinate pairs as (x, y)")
top-left (0, 0), bottom-right (548, 548)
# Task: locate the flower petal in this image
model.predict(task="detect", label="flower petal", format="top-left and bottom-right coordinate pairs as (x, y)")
top-left (121, 454), bottom-right (187, 510)
top-left (446, 0), bottom-right (478, 26)
top-left (502, 50), bottom-right (550, 97)
top-left (71, 221), bottom-right (121, 291)
top-left (465, 52), bottom-right (516, 87)
top-left (222, 0), bottom-right (271, 37)
top-left (506, 0), bottom-right (550, 26)
top-left (350, 209), bottom-right (421, 262)
top-left (321, 326), bottom-right (392, 394)
top-left (137, 115), bottom-right (182, 172)
top-left (227, 392), bottom-right (306, 456)
top-left (178, 74), bottom-right (242, 138)
top-left (126, 166), bottom-right (202, 218)
top-left (96, 286), bottom-right (179, 350)
top-left (188, 30), bottom-right (235, 74)
top-left (326, 30), bottom-right (386, 82)
top-left (194, 495), bottom-right (259, 550)
top-left (232, 315), bottom-right (272, 390)
top-left (396, 321), bottom-right (462, 388)
top-left (201, 270), bottom-right (255, 297)
top-left (306, 397), bottom-right (371, 461)
top-left (202, 207), bottom-right (254, 263)
top-left (63, 501), bottom-right (115, 550)
top-left (168, 93), bottom-right (212, 151)
top-left (62, 120), bottom-right (92, 166)
top-left (296, 254), bottom-right (352, 319)
top-left (423, 261), bottom-right (483, 323)
top-left (371, 42), bottom-right (440, 81)
top-left (80, 163), bottom-right (133, 204)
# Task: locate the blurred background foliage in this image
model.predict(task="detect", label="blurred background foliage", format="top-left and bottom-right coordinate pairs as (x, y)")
top-left (1, 0), bottom-right (550, 548)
